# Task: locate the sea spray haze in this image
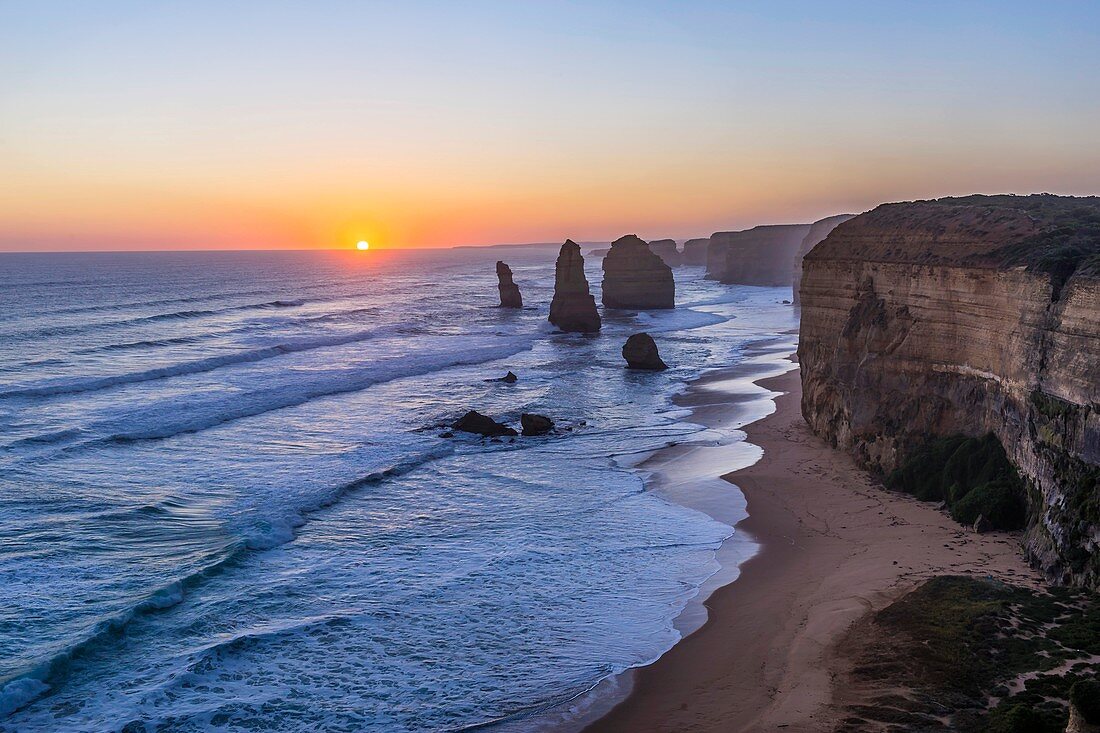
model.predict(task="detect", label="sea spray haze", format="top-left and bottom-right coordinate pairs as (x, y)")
top-left (0, 247), bottom-right (794, 731)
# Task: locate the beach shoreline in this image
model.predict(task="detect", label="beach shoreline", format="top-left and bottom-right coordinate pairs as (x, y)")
top-left (583, 353), bottom-right (1041, 733)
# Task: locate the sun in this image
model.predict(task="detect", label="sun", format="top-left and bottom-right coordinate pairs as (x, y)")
top-left (356, 241), bottom-right (370, 251)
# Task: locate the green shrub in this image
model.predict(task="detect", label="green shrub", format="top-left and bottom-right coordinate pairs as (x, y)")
top-left (951, 478), bottom-right (1027, 529)
top-left (1070, 678), bottom-right (1100, 723)
top-left (888, 434), bottom-right (1027, 529)
top-left (982, 703), bottom-right (1060, 733)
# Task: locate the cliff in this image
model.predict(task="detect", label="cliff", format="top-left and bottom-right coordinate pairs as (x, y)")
top-left (648, 239), bottom-right (682, 267)
top-left (706, 223), bottom-right (811, 285)
top-left (601, 235), bottom-right (675, 309)
top-left (549, 240), bottom-right (601, 333)
top-left (682, 238), bottom-right (709, 266)
top-left (790, 214), bottom-right (855, 305)
top-left (495, 261), bottom-right (522, 308)
top-left (798, 194), bottom-right (1100, 586)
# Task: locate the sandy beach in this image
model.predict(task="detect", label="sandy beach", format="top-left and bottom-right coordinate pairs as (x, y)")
top-left (585, 354), bottom-right (1042, 733)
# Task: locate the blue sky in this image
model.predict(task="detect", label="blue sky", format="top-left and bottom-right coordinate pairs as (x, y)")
top-left (2, 1), bottom-right (1098, 249)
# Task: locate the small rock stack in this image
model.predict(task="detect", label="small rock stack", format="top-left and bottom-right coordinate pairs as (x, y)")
top-left (622, 333), bottom-right (667, 370)
top-left (496, 261), bottom-right (523, 308)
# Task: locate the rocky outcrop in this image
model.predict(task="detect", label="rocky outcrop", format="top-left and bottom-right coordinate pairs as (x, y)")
top-left (549, 240), bottom-right (601, 333)
top-left (706, 224), bottom-right (812, 285)
top-left (648, 239), bottom-right (682, 267)
top-left (453, 411), bottom-right (518, 437)
top-left (791, 214), bottom-right (855, 304)
top-left (520, 413), bottom-right (554, 436)
top-left (798, 194), bottom-right (1100, 587)
top-left (496, 261), bottom-right (522, 308)
top-left (682, 238), bottom-right (709, 266)
top-left (622, 333), bottom-right (667, 370)
top-left (601, 235), bottom-right (674, 309)
top-left (587, 248), bottom-right (610, 258)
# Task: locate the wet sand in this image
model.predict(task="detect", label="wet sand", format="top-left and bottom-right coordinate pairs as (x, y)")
top-left (584, 356), bottom-right (1040, 733)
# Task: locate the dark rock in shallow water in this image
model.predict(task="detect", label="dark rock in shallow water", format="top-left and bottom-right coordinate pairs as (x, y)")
top-left (496, 261), bottom-right (522, 308)
top-left (520, 413), bottom-right (554, 436)
top-left (485, 371), bottom-right (518, 383)
top-left (648, 239), bottom-right (682, 267)
top-left (602, 234), bottom-right (674, 309)
top-left (549, 240), bottom-right (601, 333)
top-left (622, 333), bottom-right (667, 370)
top-left (453, 410), bottom-right (518, 437)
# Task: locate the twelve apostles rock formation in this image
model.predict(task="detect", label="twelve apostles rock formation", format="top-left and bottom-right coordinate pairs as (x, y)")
top-left (601, 235), bottom-right (675, 309)
top-left (791, 214), bottom-right (855, 304)
top-left (682, 238), bottom-right (710, 266)
top-left (548, 240), bottom-right (601, 333)
top-left (495, 261), bottom-right (522, 308)
top-left (647, 239), bottom-right (682, 268)
top-left (798, 194), bottom-right (1100, 586)
top-left (706, 223), bottom-right (811, 285)
top-left (622, 333), bottom-right (667, 370)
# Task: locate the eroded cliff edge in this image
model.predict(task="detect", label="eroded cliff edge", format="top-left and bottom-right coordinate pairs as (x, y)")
top-left (798, 194), bottom-right (1100, 586)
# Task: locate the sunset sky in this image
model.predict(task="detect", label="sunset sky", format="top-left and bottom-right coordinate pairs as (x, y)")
top-left (3, 1), bottom-right (1099, 251)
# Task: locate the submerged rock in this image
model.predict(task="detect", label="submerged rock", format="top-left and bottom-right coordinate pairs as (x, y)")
top-left (485, 371), bottom-right (518, 383)
top-left (622, 333), bottom-right (667, 371)
top-left (520, 413), bottom-right (554, 436)
top-left (601, 235), bottom-right (674, 309)
top-left (496, 261), bottom-right (522, 308)
top-left (453, 411), bottom-right (518, 437)
top-left (648, 239), bottom-right (682, 268)
top-left (549, 240), bottom-right (601, 333)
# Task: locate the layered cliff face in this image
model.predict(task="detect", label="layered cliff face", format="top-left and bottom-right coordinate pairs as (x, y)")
top-left (647, 239), bottom-right (682, 267)
top-left (601, 235), bottom-right (675, 309)
top-left (791, 214), bottom-right (855, 305)
top-left (495, 261), bottom-right (522, 308)
top-left (798, 194), bottom-right (1100, 586)
top-left (706, 224), bottom-right (811, 285)
top-left (682, 238), bottom-right (709, 266)
top-left (549, 240), bottom-right (601, 333)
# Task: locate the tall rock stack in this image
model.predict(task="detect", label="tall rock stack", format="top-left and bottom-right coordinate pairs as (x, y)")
top-left (548, 240), bottom-right (601, 333)
top-left (707, 223), bottom-right (812, 285)
top-left (648, 239), bottom-right (682, 267)
top-left (791, 214), bottom-right (856, 304)
top-left (682, 238), bottom-right (710, 266)
top-left (601, 235), bottom-right (675, 309)
top-left (495, 261), bottom-right (523, 308)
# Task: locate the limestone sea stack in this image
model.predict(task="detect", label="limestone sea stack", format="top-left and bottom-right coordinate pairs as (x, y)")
top-left (681, 238), bottom-right (710, 266)
top-left (648, 239), bottom-right (682, 267)
top-left (706, 223), bottom-right (812, 284)
top-left (495, 261), bottom-right (522, 308)
top-left (622, 333), bottom-right (667, 370)
top-left (791, 214), bottom-right (855, 304)
top-left (548, 240), bottom-right (601, 333)
top-left (798, 194), bottom-right (1100, 586)
top-left (601, 235), bottom-right (674, 309)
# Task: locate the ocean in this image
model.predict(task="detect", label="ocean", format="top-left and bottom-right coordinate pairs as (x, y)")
top-left (0, 246), bottom-right (795, 732)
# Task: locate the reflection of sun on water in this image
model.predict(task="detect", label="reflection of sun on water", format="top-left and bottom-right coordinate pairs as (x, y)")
top-left (356, 241), bottom-right (370, 251)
